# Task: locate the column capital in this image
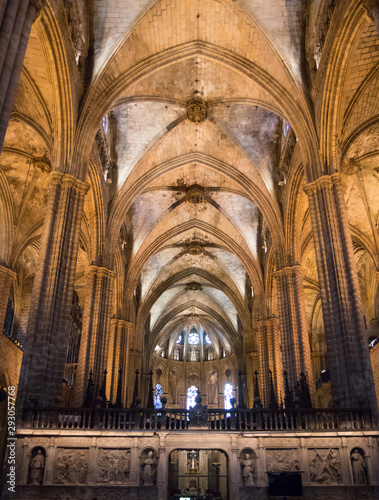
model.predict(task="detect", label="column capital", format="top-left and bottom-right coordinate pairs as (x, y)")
top-left (303, 172), bottom-right (341, 195)
top-left (110, 318), bottom-right (132, 328)
top-left (29, 0), bottom-right (45, 17)
top-left (49, 171), bottom-right (90, 196)
top-left (86, 265), bottom-right (116, 279)
top-left (0, 265), bottom-right (16, 281)
top-left (258, 317), bottom-right (279, 328)
top-left (273, 265), bottom-right (304, 279)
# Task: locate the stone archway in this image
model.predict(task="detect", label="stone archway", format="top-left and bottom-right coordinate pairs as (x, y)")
top-left (168, 449), bottom-right (228, 500)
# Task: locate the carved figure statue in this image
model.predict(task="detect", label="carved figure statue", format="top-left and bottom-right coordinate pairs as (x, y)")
top-left (142, 451), bottom-right (156, 486)
top-left (240, 452), bottom-right (255, 486)
top-left (313, 42), bottom-right (321, 69)
top-left (30, 449), bottom-right (45, 485)
top-left (190, 348), bottom-right (197, 362)
top-left (208, 349), bottom-right (214, 361)
top-left (174, 347), bottom-right (180, 361)
top-left (351, 449), bottom-right (367, 485)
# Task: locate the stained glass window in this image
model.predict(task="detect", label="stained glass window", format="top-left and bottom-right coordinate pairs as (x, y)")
top-left (205, 334), bottom-right (211, 344)
top-left (176, 334), bottom-right (182, 344)
top-left (188, 331), bottom-right (199, 345)
top-left (154, 383), bottom-right (162, 409)
top-left (187, 385), bottom-right (198, 409)
top-left (224, 383), bottom-right (233, 410)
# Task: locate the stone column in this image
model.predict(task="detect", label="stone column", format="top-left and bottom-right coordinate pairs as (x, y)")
top-left (107, 318), bottom-right (130, 406)
top-left (0, 265), bottom-right (16, 331)
top-left (340, 437), bottom-right (351, 485)
top-left (75, 266), bottom-right (116, 405)
top-left (44, 438), bottom-right (56, 485)
top-left (257, 318), bottom-right (284, 406)
top-left (17, 439), bottom-right (29, 484)
top-left (304, 173), bottom-right (377, 409)
top-left (0, 0), bottom-right (43, 152)
top-left (17, 172), bottom-right (89, 410)
top-left (274, 266), bottom-right (314, 399)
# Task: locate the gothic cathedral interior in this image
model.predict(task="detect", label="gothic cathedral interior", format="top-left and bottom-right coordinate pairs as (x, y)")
top-left (0, 0), bottom-right (379, 499)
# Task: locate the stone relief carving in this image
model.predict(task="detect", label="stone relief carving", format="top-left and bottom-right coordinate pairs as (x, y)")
top-left (141, 450), bottom-right (157, 486)
top-left (266, 449), bottom-right (300, 472)
top-left (239, 450), bottom-right (256, 486)
top-left (309, 449), bottom-right (342, 485)
top-left (97, 449), bottom-right (131, 483)
top-left (29, 448), bottom-right (45, 485)
top-left (53, 449), bottom-right (88, 484)
top-left (351, 448), bottom-right (368, 485)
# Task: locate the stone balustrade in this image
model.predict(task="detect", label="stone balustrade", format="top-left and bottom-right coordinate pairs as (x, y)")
top-left (23, 406), bottom-right (374, 432)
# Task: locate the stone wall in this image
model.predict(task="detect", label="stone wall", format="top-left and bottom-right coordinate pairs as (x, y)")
top-left (10, 429), bottom-right (379, 500)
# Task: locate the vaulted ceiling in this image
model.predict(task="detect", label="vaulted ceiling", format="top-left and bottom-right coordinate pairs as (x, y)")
top-left (1, 0), bottom-right (379, 360)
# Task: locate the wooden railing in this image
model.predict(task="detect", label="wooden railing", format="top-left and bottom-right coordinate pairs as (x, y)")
top-left (22, 407), bottom-right (374, 432)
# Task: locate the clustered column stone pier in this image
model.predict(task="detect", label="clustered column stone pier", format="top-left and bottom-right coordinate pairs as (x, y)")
top-left (0, 0), bottom-right (43, 151)
top-left (75, 266), bottom-right (116, 406)
top-left (258, 317), bottom-right (283, 405)
top-left (0, 266), bottom-right (16, 332)
top-left (305, 173), bottom-right (378, 411)
top-left (17, 172), bottom-right (89, 411)
top-left (274, 265), bottom-right (314, 401)
top-left (106, 318), bottom-right (131, 406)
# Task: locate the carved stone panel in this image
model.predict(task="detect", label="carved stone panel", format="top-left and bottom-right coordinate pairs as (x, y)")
top-left (308, 449), bottom-right (342, 485)
top-left (266, 449), bottom-right (300, 472)
top-left (53, 448), bottom-right (89, 484)
top-left (97, 448), bottom-right (131, 484)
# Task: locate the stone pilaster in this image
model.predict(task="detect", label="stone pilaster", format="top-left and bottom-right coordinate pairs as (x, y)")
top-left (157, 435), bottom-right (167, 500)
top-left (0, 0), bottom-right (43, 151)
top-left (75, 266), bottom-right (116, 405)
top-left (274, 266), bottom-right (314, 400)
top-left (0, 265), bottom-right (16, 331)
top-left (230, 437), bottom-right (240, 500)
top-left (258, 318), bottom-right (284, 406)
top-left (130, 438), bottom-right (140, 486)
top-left (17, 172), bottom-right (89, 410)
top-left (304, 173), bottom-right (377, 410)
